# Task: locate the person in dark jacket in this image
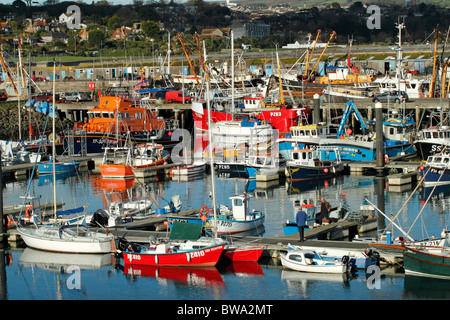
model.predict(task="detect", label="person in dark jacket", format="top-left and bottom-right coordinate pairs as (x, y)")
top-left (296, 208), bottom-right (308, 242)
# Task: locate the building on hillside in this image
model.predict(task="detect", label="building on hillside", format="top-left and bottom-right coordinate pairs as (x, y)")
top-left (0, 22), bottom-right (12, 35)
top-left (231, 20), bottom-right (270, 39)
top-left (201, 28), bottom-right (230, 38)
top-left (111, 26), bottom-right (134, 40)
top-left (41, 31), bottom-right (69, 44)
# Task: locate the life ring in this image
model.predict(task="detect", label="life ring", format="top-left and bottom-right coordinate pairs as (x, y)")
top-left (200, 205), bottom-right (210, 217)
top-left (152, 110), bottom-right (157, 118)
top-left (25, 205), bottom-right (34, 219)
top-left (384, 154), bottom-right (388, 163)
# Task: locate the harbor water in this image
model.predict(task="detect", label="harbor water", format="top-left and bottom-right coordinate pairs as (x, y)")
top-left (1, 170), bottom-right (450, 301)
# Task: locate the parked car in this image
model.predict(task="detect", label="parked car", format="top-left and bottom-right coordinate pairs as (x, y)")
top-left (65, 92), bottom-right (89, 102)
top-left (32, 91), bottom-right (60, 101)
top-left (165, 90), bottom-right (193, 103)
top-left (372, 91), bottom-right (409, 103)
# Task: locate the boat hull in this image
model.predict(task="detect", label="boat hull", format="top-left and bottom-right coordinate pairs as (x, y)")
top-left (122, 244), bottom-right (225, 267)
top-left (420, 166), bottom-right (450, 186)
top-left (403, 246), bottom-right (450, 279)
top-left (280, 253), bottom-right (346, 273)
top-left (223, 246), bottom-right (264, 262)
top-left (38, 161), bottom-right (80, 174)
top-left (18, 228), bottom-right (113, 254)
top-left (208, 214), bottom-right (265, 234)
top-left (99, 164), bottom-right (134, 179)
top-left (286, 162), bottom-right (344, 181)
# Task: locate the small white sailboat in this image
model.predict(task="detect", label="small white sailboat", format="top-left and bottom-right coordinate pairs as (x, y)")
top-left (17, 63), bottom-right (115, 254)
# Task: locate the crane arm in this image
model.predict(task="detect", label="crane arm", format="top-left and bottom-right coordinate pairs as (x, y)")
top-left (337, 100), bottom-right (366, 138)
top-left (175, 33), bottom-right (202, 89)
top-left (308, 31), bottom-right (336, 80)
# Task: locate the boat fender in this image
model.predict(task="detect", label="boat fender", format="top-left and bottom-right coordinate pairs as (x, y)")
top-left (186, 252), bottom-right (191, 262)
top-left (155, 255), bottom-right (158, 264)
top-left (5, 215), bottom-right (12, 228)
top-left (25, 205), bottom-right (34, 219)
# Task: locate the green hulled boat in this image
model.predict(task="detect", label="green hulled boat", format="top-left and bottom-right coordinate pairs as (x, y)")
top-left (403, 246), bottom-right (450, 280)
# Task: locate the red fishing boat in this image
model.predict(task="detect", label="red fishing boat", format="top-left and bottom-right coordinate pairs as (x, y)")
top-left (192, 100), bottom-right (310, 135)
top-left (123, 242), bottom-right (226, 267)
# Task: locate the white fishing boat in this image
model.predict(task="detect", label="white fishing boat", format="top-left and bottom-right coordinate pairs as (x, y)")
top-left (211, 116), bottom-right (275, 148)
top-left (280, 249), bottom-right (349, 273)
top-left (207, 194), bottom-right (265, 234)
top-left (288, 244), bottom-right (378, 269)
top-left (171, 159), bottom-right (207, 176)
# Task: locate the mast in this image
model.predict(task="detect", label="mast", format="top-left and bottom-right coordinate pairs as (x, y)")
top-left (204, 41), bottom-right (217, 238)
top-left (52, 61), bottom-right (56, 218)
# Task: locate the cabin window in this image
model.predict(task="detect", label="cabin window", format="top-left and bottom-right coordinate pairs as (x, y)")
top-left (293, 152), bottom-right (299, 160)
top-left (389, 128), bottom-right (395, 135)
top-left (300, 131), bottom-right (305, 136)
top-left (433, 132), bottom-right (439, 138)
top-left (233, 198), bottom-right (243, 207)
top-left (425, 132), bottom-right (431, 139)
top-left (427, 156), bottom-right (433, 162)
top-left (88, 113), bottom-right (94, 119)
top-left (125, 113), bottom-right (130, 119)
top-left (440, 132), bottom-right (444, 138)
top-left (411, 84), bottom-right (416, 89)
top-left (302, 152), bottom-right (307, 160)
top-left (308, 153), bottom-right (312, 160)
top-left (266, 158), bottom-right (272, 165)
top-left (444, 158), bottom-right (449, 164)
top-left (102, 112), bottom-right (109, 119)
top-left (289, 254), bottom-right (303, 262)
top-left (435, 157), bottom-right (442, 163)
top-left (110, 112), bottom-right (114, 119)
top-left (311, 130), bottom-right (317, 136)
top-left (94, 112), bottom-right (101, 118)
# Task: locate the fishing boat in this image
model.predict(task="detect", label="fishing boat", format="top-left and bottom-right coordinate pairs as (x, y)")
top-left (278, 122), bottom-right (336, 160)
top-left (64, 91), bottom-right (180, 155)
top-left (245, 153), bottom-right (281, 179)
top-left (415, 119), bottom-right (450, 160)
top-left (288, 244), bottom-right (378, 269)
top-left (171, 160), bottom-right (206, 177)
top-left (419, 153), bottom-right (450, 186)
top-left (285, 148), bottom-right (344, 181)
top-left (210, 116), bottom-right (275, 149)
top-left (38, 159), bottom-right (80, 175)
top-left (121, 222), bottom-right (226, 267)
top-left (207, 194), bottom-right (265, 234)
top-left (316, 101), bottom-right (416, 162)
top-left (403, 246), bottom-right (450, 279)
top-left (99, 146), bottom-right (134, 179)
top-left (133, 143), bottom-right (169, 168)
top-left (280, 249), bottom-right (349, 273)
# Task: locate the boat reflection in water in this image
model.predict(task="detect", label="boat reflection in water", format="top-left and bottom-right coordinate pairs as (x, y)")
top-left (18, 247), bottom-right (113, 270)
top-left (404, 274), bottom-right (450, 299)
top-left (123, 265), bottom-right (225, 287)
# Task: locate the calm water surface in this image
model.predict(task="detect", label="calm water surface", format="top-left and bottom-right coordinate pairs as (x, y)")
top-left (2, 170), bottom-right (450, 300)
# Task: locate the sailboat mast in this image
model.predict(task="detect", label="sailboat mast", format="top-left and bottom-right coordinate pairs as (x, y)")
top-left (52, 61), bottom-right (56, 218)
top-left (204, 41), bottom-right (218, 238)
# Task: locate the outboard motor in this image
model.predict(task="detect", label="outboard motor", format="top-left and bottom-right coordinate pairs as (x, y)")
top-left (90, 209), bottom-right (109, 227)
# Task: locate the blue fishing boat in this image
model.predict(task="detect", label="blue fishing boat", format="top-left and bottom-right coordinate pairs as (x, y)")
top-left (285, 148), bottom-right (344, 181)
top-left (245, 154), bottom-right (282, 179)
top-left (419, 153), bottom-right (450, 186)
top-left (279, 101), bottom-right (416, 162)
top-left (38, 159), bottom-right (80, 174)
